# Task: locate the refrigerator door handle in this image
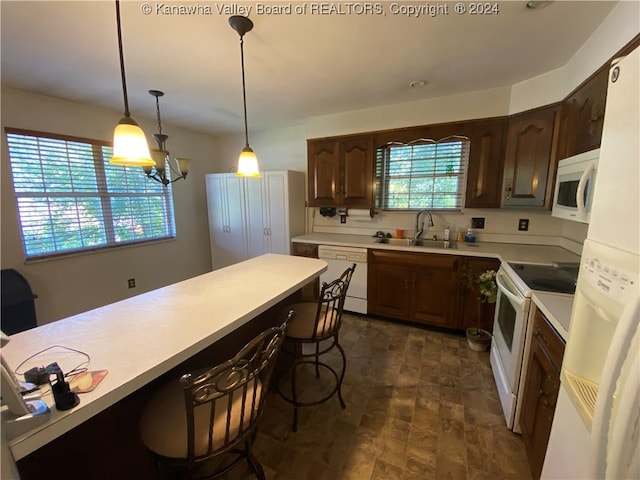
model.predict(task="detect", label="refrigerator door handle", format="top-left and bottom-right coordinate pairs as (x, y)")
top-left (605, 337), bottom-right (640, 479)
top-left (592, 295), bottom-right (640, 477)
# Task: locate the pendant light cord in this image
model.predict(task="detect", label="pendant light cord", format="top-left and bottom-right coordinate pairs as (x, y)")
top-left (240, 36), bottom-right (250, 148)
top-left (154, 96), bottom-right (163, 137)
top-left (115, 0), bottom-right (131, 118)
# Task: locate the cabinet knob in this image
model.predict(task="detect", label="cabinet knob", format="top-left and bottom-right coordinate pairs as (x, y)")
top-left (534, 327), bottom-right (546, 344)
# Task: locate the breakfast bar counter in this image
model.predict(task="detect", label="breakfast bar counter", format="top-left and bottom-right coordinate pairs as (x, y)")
top-left (3, 254), bottom-right (326, 462)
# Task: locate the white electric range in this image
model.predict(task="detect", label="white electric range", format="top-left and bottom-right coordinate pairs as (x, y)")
top-left (490, 261), bottom-right (577, 433)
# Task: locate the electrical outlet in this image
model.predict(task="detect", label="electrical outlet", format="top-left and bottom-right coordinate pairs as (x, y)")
top-left (340, 215), bottom-right (346, 224)
top-left (518, 219), bottom-right (529, 231)
top-left (471, 217), bottom-right (485, 229)
top-left (127, 278), bottom-right (136, 289)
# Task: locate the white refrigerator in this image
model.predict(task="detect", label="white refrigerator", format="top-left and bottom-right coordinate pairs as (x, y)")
top-left (541, 45), bottom-right (640, 479)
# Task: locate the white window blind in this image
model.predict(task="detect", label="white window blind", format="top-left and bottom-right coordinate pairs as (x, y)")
top-left (376, 136), bottom-right (470, 210)
top-left (5, 128), bottom-right (176, 260)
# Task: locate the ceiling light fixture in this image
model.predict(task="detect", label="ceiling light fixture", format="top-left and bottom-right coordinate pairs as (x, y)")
top-left (109, 0), bottom-right (154, 167)
top-left (526, 1), bottom-right (553, 9)
top-left (410, 80), bottom-right (428, 89)
top-left (143, 90), bottom-right (190, 186)
top-left (229, 15), bottom-right (261, 178)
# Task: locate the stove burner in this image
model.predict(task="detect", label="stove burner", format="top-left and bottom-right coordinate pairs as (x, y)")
top-left (530, 278), bottom-right (576, 294)
top-left (509, 262), bottom-right (578, 294)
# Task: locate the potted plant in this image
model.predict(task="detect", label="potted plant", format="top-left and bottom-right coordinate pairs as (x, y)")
top-left (460, 268), bottom-right (497, 351)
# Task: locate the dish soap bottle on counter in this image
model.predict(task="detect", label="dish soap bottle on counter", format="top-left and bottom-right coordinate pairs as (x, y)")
top-left (464, 226), bottom-right (476, 243)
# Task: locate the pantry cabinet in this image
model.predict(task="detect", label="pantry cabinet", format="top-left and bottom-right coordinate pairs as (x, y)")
top-left (457, 257), bottom-right (500, 331)
top-left (307, 134), bottom-right (375, 208)
top-left (205, 174), bottom-right (247, 270)
top-left (367, 250), bottom-right (459, 328)
top-left (206, 171), bottom-right (305, 270)
top-left (519, 308), bottom-right (565, 480)
top-left (502, 104), bottom-right (560, 208)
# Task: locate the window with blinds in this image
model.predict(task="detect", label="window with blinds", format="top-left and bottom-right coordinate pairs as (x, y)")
top-left (5, 128), bottom-right (176, 260)
top-left (376, 136), bottom-right (470, 210)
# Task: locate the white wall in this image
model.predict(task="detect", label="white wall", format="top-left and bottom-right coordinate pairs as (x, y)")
top-left (509, 1), bottom-right (640, 113)
top-left (306, 86), bottom-right (512, 139)
top-left (1, 87), bottom-right (217, 325)
top-left (213, 125), bottom-right (308, 174)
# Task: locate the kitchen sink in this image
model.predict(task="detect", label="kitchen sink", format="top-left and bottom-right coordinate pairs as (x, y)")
top-left (374, 237), bottom-right (455, 249)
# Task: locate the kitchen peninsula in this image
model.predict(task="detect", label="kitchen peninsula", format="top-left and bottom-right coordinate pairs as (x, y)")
top-left (3, 254), bottom-right (326, 465)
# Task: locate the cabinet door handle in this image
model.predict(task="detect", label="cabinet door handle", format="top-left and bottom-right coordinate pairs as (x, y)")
top-left (534, 327), bottom-right (546, 344)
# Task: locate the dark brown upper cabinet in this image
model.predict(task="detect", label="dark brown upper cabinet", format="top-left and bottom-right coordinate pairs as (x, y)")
top-left (465, 118), bottom-right (507, 208)
top-left (557, 67), bottom-right (609, 160)
top-left (307, 134), bottom-right (375, 208)
top-left (502, 104), bottom-right (560, 208)
top-left (557, 34), bottom-right (640, 160)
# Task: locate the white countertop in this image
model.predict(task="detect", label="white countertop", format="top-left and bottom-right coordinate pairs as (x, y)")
top-left (3, 254), bottom-right (327, 460)
top-left (531, 291), bottom-right (575, 341)
top-left (293, 233), bottom-right (581, 264)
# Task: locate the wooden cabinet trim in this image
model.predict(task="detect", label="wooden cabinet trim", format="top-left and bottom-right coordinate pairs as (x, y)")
top-left (368, 249), bottom-right (459, 269)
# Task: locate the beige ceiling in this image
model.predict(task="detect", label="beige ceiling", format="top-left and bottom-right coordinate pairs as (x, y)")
top-left (1, 1), bottom-right (617, 135)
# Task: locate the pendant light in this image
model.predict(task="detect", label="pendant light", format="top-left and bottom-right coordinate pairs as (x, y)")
top-left (229, 15), bottom-right (261, 178)
top-left (109, 0), bottom-right (154, 167)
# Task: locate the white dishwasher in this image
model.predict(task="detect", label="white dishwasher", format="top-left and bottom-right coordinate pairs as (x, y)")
top-left (318, 245), bottom-right (367, 314)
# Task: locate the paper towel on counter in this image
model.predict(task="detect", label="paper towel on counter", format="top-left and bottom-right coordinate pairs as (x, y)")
top-left (348, 208), bottom-right (373, 221)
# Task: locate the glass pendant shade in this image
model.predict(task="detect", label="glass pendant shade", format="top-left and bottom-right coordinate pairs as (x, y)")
top-left (148, 150), bottom-right (168, 174)
top-left (110, 120), bottom-right (155, 166)
top-left (236, 146), bottom-right (261, 177)
top-left (176, 157), bottom-right (190, 176)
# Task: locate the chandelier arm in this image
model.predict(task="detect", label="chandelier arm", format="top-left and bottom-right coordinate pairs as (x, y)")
top-left (168, 160), bottom-right (188, 180)
top-left (145, 172), bottom-right (163, 184)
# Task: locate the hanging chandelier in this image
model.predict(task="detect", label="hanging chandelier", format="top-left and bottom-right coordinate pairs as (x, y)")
top-left (229, 15), bottom-right (261, 177)
top-left (109, 0), bottom-right (153, 167)
top-left (143, 90), bottom-right (190, 186)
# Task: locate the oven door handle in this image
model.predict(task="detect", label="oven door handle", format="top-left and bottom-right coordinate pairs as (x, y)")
top-left (496, 271), bottom-right (526, 307)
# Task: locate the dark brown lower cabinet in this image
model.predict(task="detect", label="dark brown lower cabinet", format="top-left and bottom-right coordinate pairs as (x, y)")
top-left (519, 307), bottom-right (565, 479)
top-left (367, 250), bottom-right (459, 328)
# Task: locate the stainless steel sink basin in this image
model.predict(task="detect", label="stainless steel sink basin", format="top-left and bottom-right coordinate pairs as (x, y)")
top-left (374, 238), bottom-right (455, 249)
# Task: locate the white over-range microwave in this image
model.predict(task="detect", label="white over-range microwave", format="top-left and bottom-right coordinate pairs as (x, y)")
top-left (552, 148), bottom-right (599, 223)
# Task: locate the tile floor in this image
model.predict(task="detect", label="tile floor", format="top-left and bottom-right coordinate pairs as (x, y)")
top-left (231, 313), bottom-right (532, 480)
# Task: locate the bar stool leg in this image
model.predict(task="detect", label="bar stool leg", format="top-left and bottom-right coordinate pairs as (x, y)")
top-left (336, 340), bottom-right (347, 409)
top-left (291, 357), bottom-right (300, 432)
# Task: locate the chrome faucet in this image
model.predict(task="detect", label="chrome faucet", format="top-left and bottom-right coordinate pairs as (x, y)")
top-left (415, 209), bottom-right (434, 239)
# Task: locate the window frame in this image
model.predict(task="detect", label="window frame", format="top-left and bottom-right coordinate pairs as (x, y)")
top-left (5, 127), bottom-right (177, 262)
top-left (375, 135), bottom-right (470, 212)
